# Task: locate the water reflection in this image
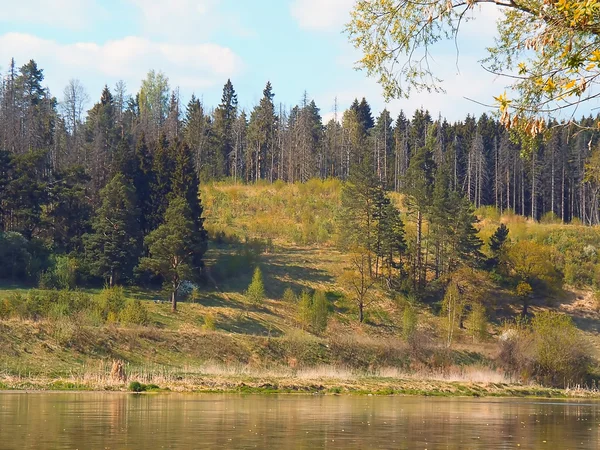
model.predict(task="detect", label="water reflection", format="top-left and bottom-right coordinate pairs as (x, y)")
top-left (0, 393), bottom-right (599, 449)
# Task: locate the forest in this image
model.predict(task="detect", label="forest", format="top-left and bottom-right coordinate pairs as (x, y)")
top-left (2, 57), bottom-right (600, 389)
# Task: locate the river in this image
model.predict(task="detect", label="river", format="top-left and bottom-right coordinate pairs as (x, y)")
top-left (0, 393), bottom-right (599, 449)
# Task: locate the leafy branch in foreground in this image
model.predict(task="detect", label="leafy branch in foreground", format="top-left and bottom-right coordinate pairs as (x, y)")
top-left (347, 0), bottom-right (600, 131)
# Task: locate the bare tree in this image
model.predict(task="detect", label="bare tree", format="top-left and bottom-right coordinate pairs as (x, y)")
top-left (61, 79), bottom-right (89, 165)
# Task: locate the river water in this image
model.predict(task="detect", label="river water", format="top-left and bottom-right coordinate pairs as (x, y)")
top-left (0, 393), bottom-right (599, 449)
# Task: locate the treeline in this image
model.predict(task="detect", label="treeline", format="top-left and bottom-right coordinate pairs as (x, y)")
top-left (3, 60), bottom-right (600, 222)
top-left (0, 59), bottom-right (599, 289)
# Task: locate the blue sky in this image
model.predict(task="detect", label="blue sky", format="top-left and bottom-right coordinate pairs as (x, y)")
top-left (0, 0), bottom-right (511, 122)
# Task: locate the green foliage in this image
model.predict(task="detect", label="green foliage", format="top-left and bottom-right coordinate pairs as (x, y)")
top-left (507, 242), bottom-right (562, 289)
top-left (120, 299), bottom-right (149, 326)
top-left (489, 223), bottom-right (509, 256)
top-left (245, 267), bottom-right (266, 305)
top-left (39, 255), bottom-right (79, 290)
top-left (203, 313), bottom-right (216, 331)
top-left (0, 232), bottom-right (33, 281)
top-left (97, 286), bottom-right (126, 322)
top-left (282, 287), bottom-right (296, 303)
top-left (311, 290), bottom-right (329, 334)
top-left (139, 196), bottom-right (207, 310)
top-left (467, 304), bottom-right (488, 342)
top-left (540, 211), bottom-right (561, 224)
top-left (297, 290), bottom-right (313, 329)
top-left (401, 302), bottom-right (418, 342)
top-left (128, 381), bottom-right (145, 392)
top-left (84, 173), bottom-right (141, 286)
top-left (500, 312), bottom-right (591, 388)
top-left (295, 290), bottom-right (329, 334)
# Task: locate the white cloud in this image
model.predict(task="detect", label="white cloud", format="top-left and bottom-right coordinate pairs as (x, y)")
top-left (0, 0), bottom-right (103, 30)
top-left (0, 33), bottom-right (244, 98)
top-left (290, 0), bottom-right (354, 31)
top-left (127, 0), bottom-right (255, 41)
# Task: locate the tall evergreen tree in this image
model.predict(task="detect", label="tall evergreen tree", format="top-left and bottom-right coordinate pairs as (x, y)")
top-left (85, 173), bottom-right (140, 286)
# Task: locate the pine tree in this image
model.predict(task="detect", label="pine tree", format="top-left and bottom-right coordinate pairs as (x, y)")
top-left (139, 196), bottom-right (205, 311)
top-left (85, 173), bottom-right (140, 286)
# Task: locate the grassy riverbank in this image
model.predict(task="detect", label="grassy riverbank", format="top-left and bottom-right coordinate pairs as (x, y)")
top-left (0, 365), bottom-right (595, 399)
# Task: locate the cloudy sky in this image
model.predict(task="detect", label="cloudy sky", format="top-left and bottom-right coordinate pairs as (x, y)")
top-left (0, 0), bottom-right (510, 122)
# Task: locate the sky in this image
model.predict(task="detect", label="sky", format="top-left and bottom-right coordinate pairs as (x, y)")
top-left (0, 0), bottom-right (512, 123)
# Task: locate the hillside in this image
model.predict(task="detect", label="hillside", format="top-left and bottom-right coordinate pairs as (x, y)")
top-left (1, 179), bottom-right (600, 394)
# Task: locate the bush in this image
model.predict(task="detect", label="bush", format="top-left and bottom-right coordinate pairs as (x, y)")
top-left (540, 211), bottom-right (561, 224)
top-left (297, 290), bottom-right (313, 330)
top-left (467, 303), bottom-right (488, 342)
top-left (282, 287), bottom-right (296, 303)
top-left (311, 290), bottom-right (329, 334)
top-left (120, 299), bottom-right (149, 326)
top-left (402, 302), bottom-right (417, 342)
top-left (246, 267), bottom-right (265, 305)
top-left (128, 381), bottom-right (145, 392)
top-left (203, 313), bottom-right (216, 331)
top-left (0, 232), bottom-right (33, 280)
top-left (96, 286), bottom-right (126, 321)
top-left (498, 312), bottom-right (590, 387)
top-left (39, 255), bottom-right (79, 290)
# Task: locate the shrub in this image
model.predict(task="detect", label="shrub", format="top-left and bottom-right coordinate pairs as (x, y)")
top-left (297, 290), bottom-right (313, 329)
top-left (203, 313), bottom-right (216, 331)
top-left (120, 300), bottom-right (149, 326)
top-left (128, 381), bottom-right (145, 392)
top-left (402, 302), bottom-right (417, 342)
top-left (96, 286), bottom-right (126, 321)
top-left (498, 312), bottom-right (590, 387)
top-left (530, 311), bottom-right (590, 386)
top-left (467, 303), bottom-right (488, 342)
top-left (282, 287), bottom-right (296, 303)
top-left (311, 290), bottom-right (329, 334)
top-left (246, 267), bottom-right (265, 305)
top-left (39, 255), bottom-right (79, 290)
top-left (540, 211), bottom-right (561, 224)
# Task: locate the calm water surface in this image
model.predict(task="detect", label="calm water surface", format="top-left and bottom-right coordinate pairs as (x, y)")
top-left (0, 393), bottom-right (599, 449)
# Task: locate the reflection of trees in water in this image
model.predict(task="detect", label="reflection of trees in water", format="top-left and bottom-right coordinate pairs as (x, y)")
top-left (1, 395), bottom-right (599, 448)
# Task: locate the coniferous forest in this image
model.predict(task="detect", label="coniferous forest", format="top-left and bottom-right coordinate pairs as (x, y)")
top-left (2, 57), bottom-right (600, 299)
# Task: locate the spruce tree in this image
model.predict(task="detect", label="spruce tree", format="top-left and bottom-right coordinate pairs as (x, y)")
top-left (149, 132), bottom-right (172, 229)
top-left (246, 266), bottom-right (266, 305)
top-left (132, 133), bottom-right (154, 237)
top-left (213, 80), bottom-right (238, 177)
top-left (85, 173), bottom-right (140, 287)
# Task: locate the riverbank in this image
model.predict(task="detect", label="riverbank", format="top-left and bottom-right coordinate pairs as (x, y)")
top-left (1, 369), bottom-right (597, 398)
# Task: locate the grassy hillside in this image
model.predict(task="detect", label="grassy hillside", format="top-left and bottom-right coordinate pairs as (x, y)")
top-left (1, 179), bottom-right (600, 394)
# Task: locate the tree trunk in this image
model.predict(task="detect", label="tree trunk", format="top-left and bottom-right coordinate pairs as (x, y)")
top-left (171, 285), bottom-right (177, 312)
top-left (521, 297), bottom-right (528, 318)
top-left (358, 302), bottom-right (364, 323)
